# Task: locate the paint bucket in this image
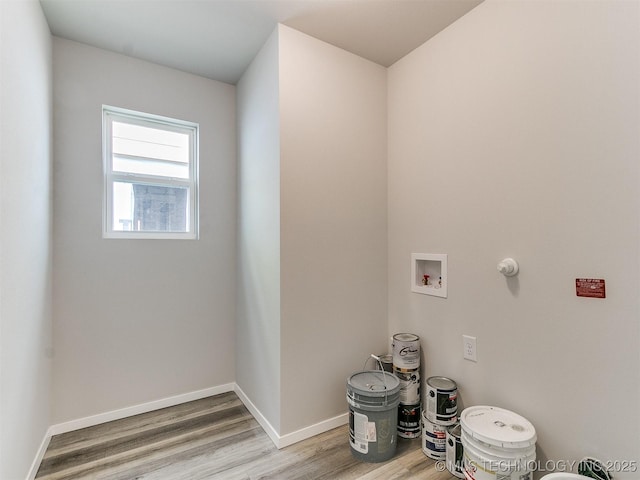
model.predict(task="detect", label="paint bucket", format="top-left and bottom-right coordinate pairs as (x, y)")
top-left (392, 333), bottom-right (420, 370)
top-left (421, 410), bottom-right (447, 460)
top-left (346, 370), bottom-right (400, 463)
top-left (376, 354), bottom-right (393, 373)
top-left (426, 376), bottom-right (457, 426)
top-left (397, 403), bottom-right (421, 439)
top-left (446, 423), bottom-right (465, 478)
top-left (460, 406), bottom-right (537, 480)
top-left (394, 367), bottom-right (420, 405)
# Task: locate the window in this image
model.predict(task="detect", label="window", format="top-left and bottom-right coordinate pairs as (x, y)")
top-left (103, 106), bottom-right (198, 239)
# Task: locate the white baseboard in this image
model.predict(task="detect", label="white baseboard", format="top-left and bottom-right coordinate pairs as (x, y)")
top-left (233, 384), bottom-right (281, 447)
top-left (233, 384), bottom-right (348, 449)
top-left (26, 428), bottom-right (52, 480)
top-left (48, 383), bottom-right (235, 436)
top-left (278, 412), bottom-right (348, 448)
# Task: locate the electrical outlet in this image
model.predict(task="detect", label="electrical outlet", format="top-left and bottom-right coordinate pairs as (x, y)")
top-left (463, 335), bottom-right (477, 362)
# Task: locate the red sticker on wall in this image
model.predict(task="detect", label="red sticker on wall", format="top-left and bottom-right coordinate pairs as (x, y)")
top-left (575, 278), bottom-right (606, 298)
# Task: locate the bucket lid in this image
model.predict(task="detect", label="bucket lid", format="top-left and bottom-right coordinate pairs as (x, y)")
top-left (460, 406), bottom-right (537, 449)
top-left (347, 370), bottom-right (400, 396)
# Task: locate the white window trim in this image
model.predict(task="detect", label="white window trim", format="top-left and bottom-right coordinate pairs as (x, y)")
top-left (102, 105), bottom-right (199, 239)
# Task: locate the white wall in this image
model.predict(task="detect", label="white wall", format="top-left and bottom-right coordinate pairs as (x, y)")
top-left (388, 1), bottom-right (639, 478)
top-left (278, 25), bottom-right (388, 434)
top-left (52, 38), bottom-right (237, 423)
top-left (236, 29), bottom-right (282, 432)
top-left (236, 25), bottom-right (388, 438)
top-left (0, 1), bottom-right (53, 478)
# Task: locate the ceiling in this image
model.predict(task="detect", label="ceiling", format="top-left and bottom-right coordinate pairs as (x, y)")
top-left (39, 0), bottom-right (483, 85)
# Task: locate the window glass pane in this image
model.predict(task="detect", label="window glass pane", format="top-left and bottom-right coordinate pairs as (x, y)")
top-left (112, 182), bottom-right (133, 231)
top-left (112, 155), bottom-right (189, 179)
top-left (112, 121), bottom-right (189, 163)
top-left (113, 181), bottom-right (189, 233)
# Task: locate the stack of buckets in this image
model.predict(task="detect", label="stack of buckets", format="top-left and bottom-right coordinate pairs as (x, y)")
top-left (347, 335), bottom-right (538, 479)
top-left (392, 333), bottom-right (421, 440)
top-left (422, 376), bottom-right (463, 478)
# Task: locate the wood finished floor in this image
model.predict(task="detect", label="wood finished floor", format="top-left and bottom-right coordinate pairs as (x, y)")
top-left (36, 392), bottom-right (455, 480)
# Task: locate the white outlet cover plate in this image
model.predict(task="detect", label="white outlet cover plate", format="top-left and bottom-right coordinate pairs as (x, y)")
top-left (463, 335), bottom-right (477, 362)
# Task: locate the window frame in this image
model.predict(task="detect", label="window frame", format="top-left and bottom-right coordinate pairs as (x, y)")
top-left (102, 105), bottom-right (199, 240)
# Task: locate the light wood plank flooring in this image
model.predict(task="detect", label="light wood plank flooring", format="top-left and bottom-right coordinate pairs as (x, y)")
top-left (36, 392), bottom-right (455, 480)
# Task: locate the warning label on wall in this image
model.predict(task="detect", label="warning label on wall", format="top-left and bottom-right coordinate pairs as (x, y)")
top-left (575, 278), bottom-right (606, 298)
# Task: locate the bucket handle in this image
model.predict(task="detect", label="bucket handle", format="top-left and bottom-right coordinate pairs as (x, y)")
top-left (365, 354), bottom-right (389, 404)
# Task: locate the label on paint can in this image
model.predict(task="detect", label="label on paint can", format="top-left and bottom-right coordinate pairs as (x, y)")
top-left (446, 424), bottom-right (465, 478)
top-left (398, 403), bottom-right (421, 439)
top-left (426, 376), bottom-right (457, 426)
top-left (395, 368), bottom-right (420, 405)
top-left (392, 333), bottom-right (420, 370)
top-left (422, 411), bottom-right (447, 460)
top-left (349, 409), bottom-right (375, 454)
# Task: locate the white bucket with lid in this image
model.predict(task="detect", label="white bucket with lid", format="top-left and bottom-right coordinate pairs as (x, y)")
top-left (460, 406), bottom-right (537, 480)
